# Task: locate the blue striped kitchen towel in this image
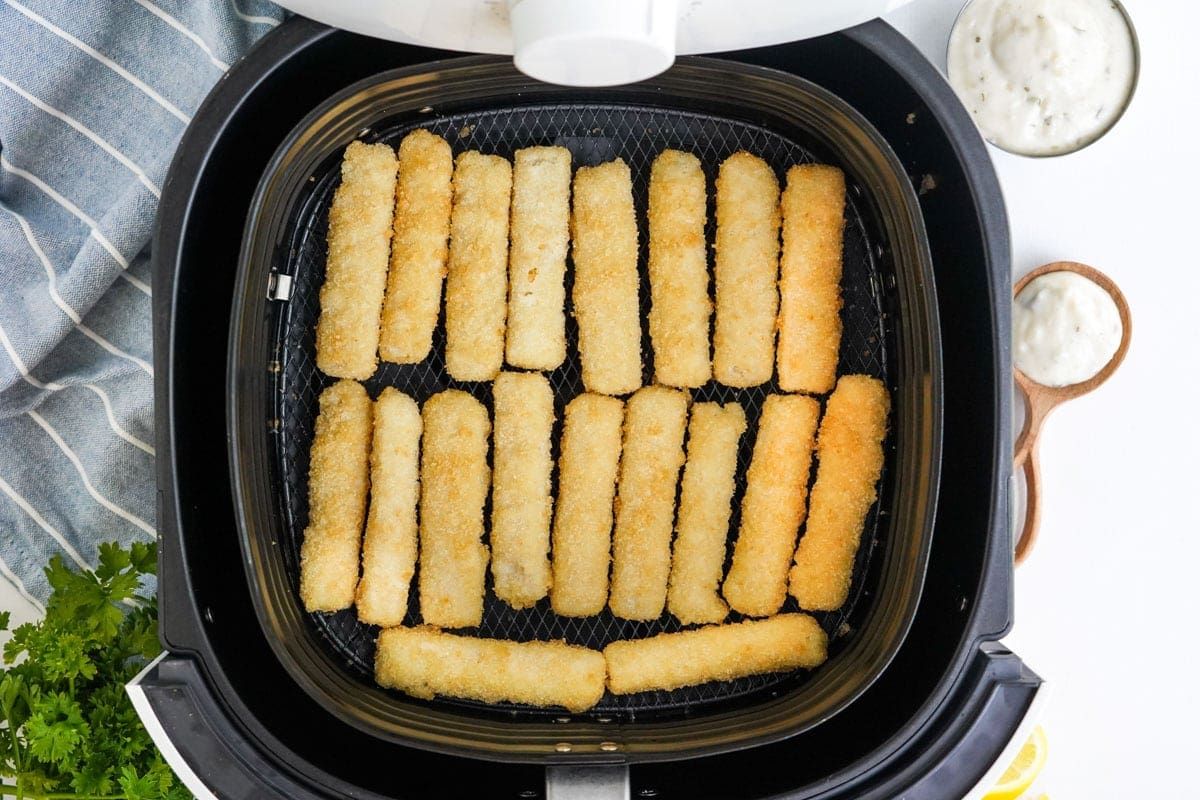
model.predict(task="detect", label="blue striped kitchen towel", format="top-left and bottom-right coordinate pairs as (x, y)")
top-left (0, 0), bottom-right (285, 607)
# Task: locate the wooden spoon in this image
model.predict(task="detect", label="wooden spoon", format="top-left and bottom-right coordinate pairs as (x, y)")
top-left (1013, 261), bottom-right (1132, 564)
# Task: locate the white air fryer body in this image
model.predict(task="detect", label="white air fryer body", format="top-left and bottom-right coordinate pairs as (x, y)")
top-left (271, 0), bottom-right (916, 85)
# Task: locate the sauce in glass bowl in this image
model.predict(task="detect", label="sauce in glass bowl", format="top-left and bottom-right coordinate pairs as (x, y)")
top-left (948, 0), bottom-right (1137, 156)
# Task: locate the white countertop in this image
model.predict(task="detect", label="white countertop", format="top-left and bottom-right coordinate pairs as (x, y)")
top-left (887, 0), bottom-right (1200, 795)
top-left (3, 3), bottom-right (1196, 797)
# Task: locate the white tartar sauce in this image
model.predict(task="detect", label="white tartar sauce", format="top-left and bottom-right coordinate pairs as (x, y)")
top-left (948, 0), bottom-right (1137, 155)
top-left (1014, 271), bottom-right (1122, 387)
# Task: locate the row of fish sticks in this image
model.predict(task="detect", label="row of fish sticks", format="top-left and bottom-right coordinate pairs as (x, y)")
top-left (312, 132), bottom-right (847, 395)
top-left (298, 374), bottom-right (886, 709)
top-left (299, 374), bottom-right (887, 628)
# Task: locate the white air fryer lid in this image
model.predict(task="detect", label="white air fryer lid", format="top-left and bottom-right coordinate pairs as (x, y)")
top-left (271, 0), bottom-right (915, 86)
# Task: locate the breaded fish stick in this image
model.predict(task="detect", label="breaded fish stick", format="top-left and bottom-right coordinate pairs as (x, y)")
top-left (300, 380), bottom-right (372, 611)
top-left (722, 394), bottom-right (820, 617)
top-left (315, 141), bottom-right (398, 379)
top-left (604, 614), bottom-right (828, 695)
top-left (418, 390), bottom-right (491, 627)
top-left (550, 393), bottom-right (624, 617)
top-left (355, 388), bottom-right (421, 627)
top-left (491, 371), bottom-right (555, 608)
top-left (712, 152), bottom-right (781, 388)
top-left (790, 375), bottom-right (889, 610)
top-left (571, 160), bottom-right (642, 396)
top-left (376, 627), bottom-right (606, 712)
top-left (667, 402), bottom-right (746, 625)
top-left (648, 150), bottom-right (712, 388)
top-left (777, 164), bottom-right (847, 394)
top-left (505, 146), bottom-right (571, 370)
top-left (444, 151), bottom-right (512, 381)
top-left (610, 386), bottom-right (689, 621)
top-left (379, 130), bottom-right (454, 364)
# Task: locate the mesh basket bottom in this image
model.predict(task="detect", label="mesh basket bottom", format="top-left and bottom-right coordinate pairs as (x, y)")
top-left (274, 102), bottom-right (892, 718)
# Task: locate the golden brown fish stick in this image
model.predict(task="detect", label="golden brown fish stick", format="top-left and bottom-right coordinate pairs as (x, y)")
top-left (550, 393), bottom-right (625, 617)
top-left (315, 141), bottom-right (398, 379)
top-left (609, 386), bottom-right (689, 621)
top-left (604, 614), bottom-right (828, 695)
top-left (777, 164), bottom-right (847, 394)
top-left (505, 146), bottom-right (571, 370)
top-left (299, 380), bottom-right (372, 611)
top-left (648, 150), bottom-right (712, 388)
top-left (571, 160), bottom-right (642, 396)
top-left (355, 388), bottom-right (421, 627)
top-left (667, 402), bottom-right (746, 625)
top-left (491, 371), bottom-right (555, 608)
top-left (712, 152), bottom-right (781, 388)
top-left (444, 152), bottom-right (512, 381)
top-left (376, 627), bottom-right (606, 713)
top-left (790, 375), bottom-right (889, 610)
top-left (722, 394), bottom-right (820, 617)
top-left (418, 390), bottom-right (491, 627)
top-left (378, 130), bottom-right (454, 364)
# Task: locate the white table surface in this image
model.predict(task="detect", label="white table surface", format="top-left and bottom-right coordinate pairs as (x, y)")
top-left (886, 0), bottom-right (1200, 796)
top-left (3, 2), bottom-right (1197, 797)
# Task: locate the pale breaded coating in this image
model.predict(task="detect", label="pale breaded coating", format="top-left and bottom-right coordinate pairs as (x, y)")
top-left (571, 159), bottom-right (643, 396)
top-left (604, 614), bottom-right (828, 695)
top-left (355, 388), bottom-right (421, 627)
top-left (315, 141), bottom-right (398, 379)
top-left (648, 150), bottom-right (712, 388)
top-left (379, 130), bottom-right (454, 364)
top-left (610, 386), bottom-right (689, 621)
top-left (777, 164), bottom-right (847, 394)
top-left (505, 146), bottom-right (571, 370)
top-left (667, 402), bottom-right (746, 625)
top-left (299, 380), bottom-right (372, 611)
top-left (712, 152), bottom-right (781, 388)
top-left (376, 627), bottom-right (606, 712)
top-left (444, 151), bottom-right (512, 381)
top-left (722, 394), bottom-right (820, 617)
top-left (418, 390), bottom-right (491, 627)
top-left (491, 371), bottom-right (555, 608)
top-left (790, 375), bottom-right (889, 610)
top-left (550, 393), bottom-right (624, 617)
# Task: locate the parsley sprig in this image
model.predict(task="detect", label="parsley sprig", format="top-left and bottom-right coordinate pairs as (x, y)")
top-left (1, 542), bottom-right (188, 799)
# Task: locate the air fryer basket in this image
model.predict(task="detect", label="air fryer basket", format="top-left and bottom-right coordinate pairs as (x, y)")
top-left (286, 107), bottom-right (884, 708)
top-left (228, 57), bottom-right (941, 762)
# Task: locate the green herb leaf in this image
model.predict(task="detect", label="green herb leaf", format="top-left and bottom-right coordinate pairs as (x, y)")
top-left (129, 541), bottom-right (157, 575)
top-left (0, 541), bottom-right (183, 798)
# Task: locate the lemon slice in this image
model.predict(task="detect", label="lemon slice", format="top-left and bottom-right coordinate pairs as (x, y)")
top-left (984, 726), bottom-right (1047, 800)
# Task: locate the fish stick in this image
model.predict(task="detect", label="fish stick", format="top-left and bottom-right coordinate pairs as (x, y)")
top-left (609, 386), bottom-right (689, 621)
top-left (712, 152), bottom-right (781, 388)
top-left (790, 375), bottom-right (889, 610)
top-left (355, 388), bottom-right (421, 627)
top-left (571, 160), bottom-right (642, 396)
top-left (550, 393), bottom-right (625, 617)
top-left (667, 402), bottom-right (746, 625)
top-left (491, 371), bottom-right (555, 608)
top-left (444, 151), bottom-right (512, 381)
top-left (376, 627), bottom-right (606, 713)
top-left (418, 390), bottom-right (491, 627)
top-left (315, 141), bottom-right (398, 379)
top-left (722, 394), bottom-right (820, 617)
top-left (378, 130), bottom-right (454, 364)
top-left (604, 614), bottom-right (828, 695)
top-left (648, 150), bottom-right (712, 388)
top-left (505, 146), bottom-right (571, 370)
top-left (777, 164), bottom-right (847, 394)
top-left (299, 380), bottom-right (372, 611)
